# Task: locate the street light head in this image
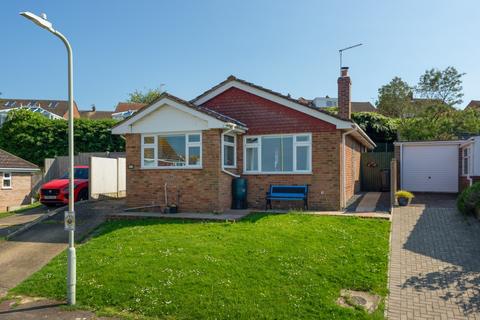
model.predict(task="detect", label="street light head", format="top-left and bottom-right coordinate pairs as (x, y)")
top-left (20, 11), bottom-right (54, 32)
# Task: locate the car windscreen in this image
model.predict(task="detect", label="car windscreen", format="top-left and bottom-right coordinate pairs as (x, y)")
top-left (61, 168), bottom-right (89, 180)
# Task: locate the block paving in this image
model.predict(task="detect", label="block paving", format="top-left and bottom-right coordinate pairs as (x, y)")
top-left (388, 202), bottom-right (480, 319)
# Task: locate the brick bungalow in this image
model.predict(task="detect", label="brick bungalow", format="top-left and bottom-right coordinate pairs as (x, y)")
top-left (0, 149), bottom-right (40, 211)
top-left (112, 67), bottom-right (375, 212)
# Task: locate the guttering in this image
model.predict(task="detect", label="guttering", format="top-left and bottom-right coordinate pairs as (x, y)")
top-left (0, 167), bottom-right (40, 172)
top-left (342, 126), bottom-right (358, 209)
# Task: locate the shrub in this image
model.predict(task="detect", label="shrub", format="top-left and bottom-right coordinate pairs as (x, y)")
top-left (395, 190), bottom-right (414, 199)
top-left (457, 182), bottom-right (480, 215)
top-left (0, 109), bottom-right (125, 166)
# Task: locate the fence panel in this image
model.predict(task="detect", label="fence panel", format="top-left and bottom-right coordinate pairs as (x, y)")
top-left (361, 152), bottom-right (394, 191)
top-left (89, 156), bottom-right (126, 199)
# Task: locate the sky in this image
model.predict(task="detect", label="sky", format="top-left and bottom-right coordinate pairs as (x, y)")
top-left (1, 0), bottom-right (479, 111)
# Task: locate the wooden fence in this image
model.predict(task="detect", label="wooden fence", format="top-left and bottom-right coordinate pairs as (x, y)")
top-left (360, 152), bottom-right (394, 192)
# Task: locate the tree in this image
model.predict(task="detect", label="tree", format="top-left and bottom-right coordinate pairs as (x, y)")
top-left (377, 77), bottom-right (413, 118)
top-left (127, 87), bottom-right (163, 104)
top-left (416, 66), bottom-right (465, 106)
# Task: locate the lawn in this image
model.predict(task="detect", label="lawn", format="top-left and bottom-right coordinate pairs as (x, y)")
top-left (12, 213), bottom-right (390, 320)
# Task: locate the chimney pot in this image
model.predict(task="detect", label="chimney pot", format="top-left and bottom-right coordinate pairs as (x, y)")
top-left (340, 66), bottom-right (349, 77)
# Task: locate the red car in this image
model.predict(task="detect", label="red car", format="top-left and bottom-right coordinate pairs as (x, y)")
top-left (40, 166), bottom-right (89, 206)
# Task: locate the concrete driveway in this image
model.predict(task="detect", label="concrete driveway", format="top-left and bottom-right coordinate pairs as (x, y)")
top-left (0, 199), bottom-right (125, 296)
top-left (388, 194), bottom-right (480, 319)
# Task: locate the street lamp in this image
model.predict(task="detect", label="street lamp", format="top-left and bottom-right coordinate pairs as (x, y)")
top-left (20, 11), bottom-right (76, 305)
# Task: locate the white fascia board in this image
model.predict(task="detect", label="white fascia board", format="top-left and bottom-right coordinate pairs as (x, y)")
top-left (192, 80), bottom-right (352, 129)
top-left (0, 167), bottom-right (40, 172)
top-left (351, 123), bottom-right (376, 149)
top-left (394, 140), bottom-right (464, 146)
top-left (112, 97), bottom-right (228, 135)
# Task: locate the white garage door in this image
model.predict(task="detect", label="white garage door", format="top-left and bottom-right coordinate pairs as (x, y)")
top-left (402, 145), bottom-right (458, 193)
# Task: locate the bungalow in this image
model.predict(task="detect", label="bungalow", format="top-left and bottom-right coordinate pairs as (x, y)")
top-left (112, 67), bottom-right (375, 212)
top-left (0, 148), bottom-right (40, 211)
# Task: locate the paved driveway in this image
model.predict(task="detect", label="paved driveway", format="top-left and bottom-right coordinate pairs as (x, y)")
top-left (0, 199), bottom-right (125, 296)
top-left (388, 194), bottom-right (480, 319)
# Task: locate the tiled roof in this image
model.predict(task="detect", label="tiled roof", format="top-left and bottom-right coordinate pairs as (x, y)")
top-left (351, 102), bottom-right (377, 113)
top-left (465, 100), bottom-right (480, 110)
top-left (0, 149), bottom-right (39, 171)
top-left (0, 99), bottom-right (79, 118)
top-left (191, 75), bottom-right (352, 123)
top-left (112, 92), bottom-right (247, 130)
top-left (79, 110), bottom-right (113, 120)
top-left (114, 102), bottom-right (147, 113)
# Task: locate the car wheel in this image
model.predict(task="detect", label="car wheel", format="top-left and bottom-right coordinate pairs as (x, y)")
top-left (78, 188), bottom-right (89, 201)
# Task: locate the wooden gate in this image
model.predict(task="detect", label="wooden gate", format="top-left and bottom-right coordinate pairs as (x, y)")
top-left (361, 152), bottom-right (394, 192)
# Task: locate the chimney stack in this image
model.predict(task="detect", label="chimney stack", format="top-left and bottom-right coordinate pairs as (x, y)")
top-left (338, 67), bottom-right (351, 120)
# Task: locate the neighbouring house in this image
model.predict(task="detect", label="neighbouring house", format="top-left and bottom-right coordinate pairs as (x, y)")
top-left (394, 137), bottom-right (480, 194)
top-left (79, 105), bottom-right (114, 120)
top-left (0, 99), bottom-right (80, 126)
top-left (112, 67), bottom-right (375, 212)
top-left (112, 102), bottom-right (147, 120)
top-left (465, 100), bottom-right (480, 110)
top-left (0, 148), bottom-right (40, 211)
top-left (305, 96), bottom-right (378, 113)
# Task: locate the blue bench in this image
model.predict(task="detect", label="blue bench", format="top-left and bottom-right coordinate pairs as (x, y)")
top-left (266, 185), bottom-right (309, 210)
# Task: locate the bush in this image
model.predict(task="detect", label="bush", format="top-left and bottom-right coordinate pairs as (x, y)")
top-left (0, 109), bottom-right (125, 166)
top-left (457, 182), bottom-right (480, 215)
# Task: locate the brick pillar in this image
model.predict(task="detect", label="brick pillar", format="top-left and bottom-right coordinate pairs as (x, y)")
top-left (338, 67), bottom-right (352, 120)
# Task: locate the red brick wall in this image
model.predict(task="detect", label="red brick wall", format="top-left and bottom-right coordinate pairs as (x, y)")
top-left (201, 87), bottom-right (336, 135)
top-left (0, 173), bottom-right (33, 211)
top-left (235, 131), bottom-right (342, 211)
top-left (125, 130), bottom-right (232, 212)
top-left (345, 136), bottom-right (361, 201)
top-left (125, 129), bottom-right (345, 212)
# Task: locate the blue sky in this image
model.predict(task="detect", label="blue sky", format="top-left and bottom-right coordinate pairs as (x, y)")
top-left (1, 0), bottom-right (479, 110)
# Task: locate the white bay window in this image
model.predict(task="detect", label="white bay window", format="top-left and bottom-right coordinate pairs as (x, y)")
top-left (141, 132), bottom-right (202, 168)
top-left (244, 133), bottom-right (311, 174)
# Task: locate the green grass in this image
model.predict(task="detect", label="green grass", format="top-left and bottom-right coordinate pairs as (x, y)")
top-left (0, 202), bottom-right (41, 219)
top-left (12, 213), bottom-right (390, 320)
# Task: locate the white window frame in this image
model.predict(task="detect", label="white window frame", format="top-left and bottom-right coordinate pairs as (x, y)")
top-left (141, 131), bottom-right (202, 169)
top-left (2, 172), bottom-right (12, 189)
top-left (243, 133), bottom-right (312, 174)
top-left (222, 133), bottom-right (237, 168)
top-left (462, 146), bottom-right (471, 176)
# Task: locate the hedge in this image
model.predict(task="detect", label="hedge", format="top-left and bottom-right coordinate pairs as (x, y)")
top-left (0, 109), bottom-right (125, 166)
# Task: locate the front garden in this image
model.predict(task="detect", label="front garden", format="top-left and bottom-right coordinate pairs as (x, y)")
top-left (12, 213), bottom-right (390, 319)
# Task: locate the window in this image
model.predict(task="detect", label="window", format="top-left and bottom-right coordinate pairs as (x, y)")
top-left (244, 134), bottom-right (311, 173)
top-left (463, 147), bottom-right (471, 176)
top-left (141, 132), bottom-right (202, 168)
top-left (222, 134), bottom-right (236, 168)
top-left (2, 172), bottom-right (11, 189)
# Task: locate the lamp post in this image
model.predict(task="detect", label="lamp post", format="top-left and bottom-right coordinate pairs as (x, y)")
top-left (20, 11), bottom-right (76, 305)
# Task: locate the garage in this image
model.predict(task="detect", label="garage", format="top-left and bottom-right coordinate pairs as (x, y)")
top-left (396, 141), bottom-right (462, 193)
